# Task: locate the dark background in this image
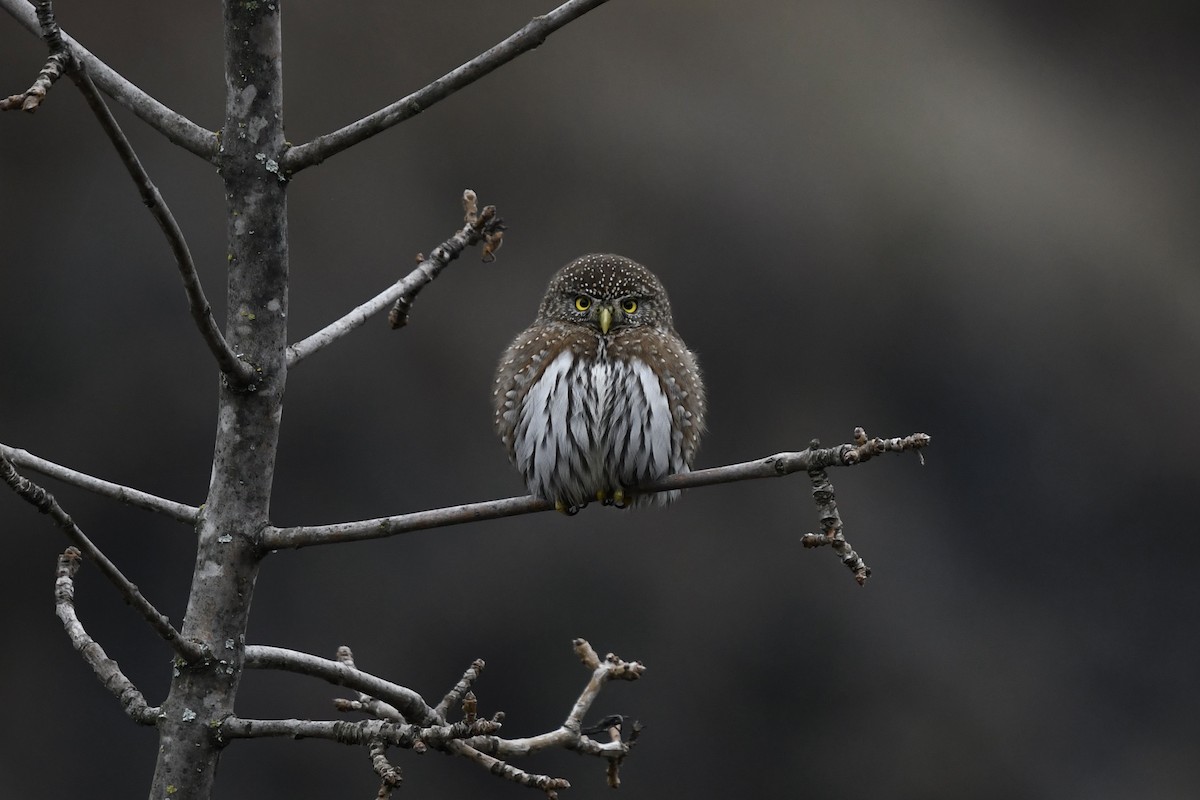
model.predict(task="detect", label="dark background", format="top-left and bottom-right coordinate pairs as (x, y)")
top-left (2, 2), bottom-right (1197, 798)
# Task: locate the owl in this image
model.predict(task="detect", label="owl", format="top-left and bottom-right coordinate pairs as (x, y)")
top-left (493, 254), bottom-right (706, 513)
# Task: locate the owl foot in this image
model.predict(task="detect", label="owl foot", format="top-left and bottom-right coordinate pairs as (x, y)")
top-left (554, 499), bottom-right (585, 516)
top-left (597, 489), bottom-right (629, 509)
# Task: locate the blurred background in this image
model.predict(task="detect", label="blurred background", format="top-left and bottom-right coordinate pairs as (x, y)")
top-left (2, 2), bottom-right (1198, 798)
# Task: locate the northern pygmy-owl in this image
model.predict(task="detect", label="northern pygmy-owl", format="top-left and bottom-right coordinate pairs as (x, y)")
top-left (493, 254), bottom-right (705, 512)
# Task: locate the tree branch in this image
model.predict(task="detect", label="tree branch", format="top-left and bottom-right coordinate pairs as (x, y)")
top-left (259, 432), bottom-right (931, 551)
top-left (323, 639), bottom-right (639, 797)
top-left (0, 442), bottom-right (200, 523)
top-left (1, 454), bottom-right (205, 663)
top-left (0, 1), bottom-right (67, 111)
top-left (0, 0), bottom-right (217, 158)
top-left (2, 1), bottom-right (252, 385)
top-left (243, 645), bottom-right (439, 725)
top-left (218, 715), bottom-right (501, 747)
top-left (285, 189), bottom-right (505, 368)
top-left (53, 547), bottom-right (161, 724)
top-left (67, 65), bottom-right (257, 388)
top-left (281, 0), bottom-right (611, 173)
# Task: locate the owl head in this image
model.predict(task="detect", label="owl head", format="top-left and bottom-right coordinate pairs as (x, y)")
top-left (537, 253), bottom-right (675, 334)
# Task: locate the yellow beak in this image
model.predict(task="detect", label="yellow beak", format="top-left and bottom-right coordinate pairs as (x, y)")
top-left (598, 305), bottom-right (613, 335)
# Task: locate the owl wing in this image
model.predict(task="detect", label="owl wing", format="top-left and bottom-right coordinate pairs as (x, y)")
top-left (493, 324), bottom-right (598, 506)
top-left (644, 331), bottom-right (706, 471)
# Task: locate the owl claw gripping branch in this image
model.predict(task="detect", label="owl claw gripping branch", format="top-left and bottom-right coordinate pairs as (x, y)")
top-left (493, 254), bottom-right (706, 513)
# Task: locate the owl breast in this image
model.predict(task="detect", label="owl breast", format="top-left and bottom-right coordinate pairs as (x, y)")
top-left (510, 341), bottom-right (683, 510)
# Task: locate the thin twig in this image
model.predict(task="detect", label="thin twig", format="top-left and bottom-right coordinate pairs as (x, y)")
top-left (368, 739), bottom-right (403, 800)
top-left (281, 0), bottom-right (611, 173)
top-left (243, 645), bottom-right (439, 725)
top-left (260, 433), bottom-right (931, 551)
top-left (1, 455), bottom-right (204, 662)
top-left (446, 740), bottom-right (572, 797)
top-left (387, 190), bottom-right (505, 329)
top-left (53, 547), bottom-right (161, 724)
top-left (286, 190), bottom-right (506, 368)
top-left (434, 658), bottom-right (487, 722)
top-left (0, 0), bottom-right (217, 158)
top-left (333, 646), bottom-right (405, 722)
top-left (66, 68), bottom-right (256, 387)
top-left (0, 1), bottom-right (67, 111)
top-left (0, 443), bottom-right (199, 523)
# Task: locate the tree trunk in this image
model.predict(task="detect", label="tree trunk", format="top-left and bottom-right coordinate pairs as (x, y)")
top-left (148, 3), bottom-right (287, 797)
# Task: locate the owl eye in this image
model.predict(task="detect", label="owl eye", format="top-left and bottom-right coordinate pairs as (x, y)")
top-left (621, 299), bottom-right (638, 314)
top-left (574, 296), bottom-right (592, 312)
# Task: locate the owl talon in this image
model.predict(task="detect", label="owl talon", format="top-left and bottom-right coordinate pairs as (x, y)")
top-left (611, 489), bottom-right (628, 509)
top-left (554, 499), bottom-right (583, 516)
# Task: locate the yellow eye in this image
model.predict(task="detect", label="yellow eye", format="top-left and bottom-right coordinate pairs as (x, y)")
top-left (574, 296), bottom-right (592, 312)
top-left (621, 299), bottom-right (638, 314)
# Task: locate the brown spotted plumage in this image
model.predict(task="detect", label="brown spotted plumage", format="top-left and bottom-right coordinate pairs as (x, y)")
top-left (493, 254), bottom-right (706, 512)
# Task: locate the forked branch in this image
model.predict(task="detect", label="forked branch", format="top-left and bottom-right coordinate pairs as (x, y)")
top-left (0, 0), bottom-right (217, 157)
top-left (0, 1), bottom-right (66, 111)
top-left (236, 639), bottom-right (641, 797)
top-left (2, 0), bottom-right (253, 386)
top-left (281, 0), bottom-right (611, 173)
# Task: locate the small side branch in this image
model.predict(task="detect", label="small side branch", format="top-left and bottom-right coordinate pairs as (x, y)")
top-left (435, 657), bottom-right (487, 722)
top-left (282, 0), bottom-right (611, 173)
top-left (368, 739), bottom-right (403, 800)
top-left (260, 431), bottom-right (930, 551)
top-left (2, 455), bottom-right (204, 662)
top-left (0, 1), bottom-right (67, 111)
top-left (0, 442), bottom-right (199, 523)
top-left (459, 639), bottom-right (644, 794)
top-left (54, 547), bottom-right (161, 724)
top-left (0, 0), bottom-right (216, 157)
top-left (286, 190), bottom-right (506, 368)
top-left (801, 428), bottom-right (930, 585)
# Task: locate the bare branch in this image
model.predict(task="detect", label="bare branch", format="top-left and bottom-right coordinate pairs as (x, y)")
top-left (260, 432), bottom-right (931, 551)
top-left (445, 739), bottom-right (572, 797)
top-left (2, 2), bottom-right (250, 383)
top-left (53, 547), bottom-right (161, 724)
top-left (281, 0), bottom-right (611, 173)
top-left (434, 658), bottom-right (487, 722)
top-left (368, 739), bottom-right (403, 799)
top-left (286, 190), bottom-right (506, 368)
top-left (1, 455), bottom-right (205, 662)
top-left (0, 0), bottom-right (217, 158)
top-left (218, 715), bottom-right (501, 746)
top-left (329, 639), bottom-right (637, 797)
top-left (243, 645), bottom-right (439, 725)
top-left (333, 646), bottom-right (405, 722)
top-left (66, 68), bottom-right (257, 387)
top-left (0, 442), bottom-right (199, 523)
top-left (0, 1), bottom-right (67, 112)
top-left (387, 190), bottom-right (505, 330)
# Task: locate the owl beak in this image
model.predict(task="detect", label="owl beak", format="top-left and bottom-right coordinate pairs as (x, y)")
top-left (598, 305), bottom-right (613, 335)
